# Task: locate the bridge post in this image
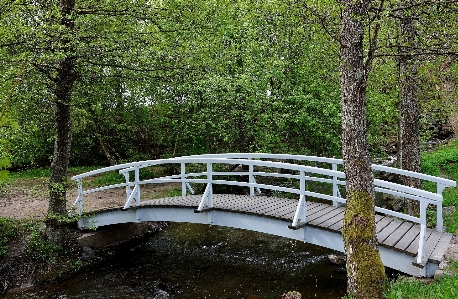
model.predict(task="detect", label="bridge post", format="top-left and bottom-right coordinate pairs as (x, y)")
top-left (300, 170), bottom-right (306, 223)
top-left (124, 166), bottom-right (141, 209)
top-left (134, 165), bottom-right (140, 206)
top-left (290, 170), bottom-right (307, 229)
top-left (332, 163), bottom-right (339, 207)
top-left (207, 162), bottom-right (213, 207)
top-left (181, 163), bottom-right (186, 197)
top-left (417, 199), bottom-right (427, 264)
top-left (436, 183), bottom-right (445, 232)
top-left (76, 178), bottom-right (83, 215)
top-left (123, 171), bottom-right (131, 199)
top-left (249, 163), bottom-right (254, 196)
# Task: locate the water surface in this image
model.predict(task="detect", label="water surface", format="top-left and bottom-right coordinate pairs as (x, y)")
top-left (6, 223), bottom-right (347, 298)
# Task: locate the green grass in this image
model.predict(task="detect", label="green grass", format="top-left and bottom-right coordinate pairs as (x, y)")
top-left (421, 139), bottom-right (458, 234)
top-left (382, 139), bottom-right (458, 299)
top-left (385, 275), bottom-right (458, 299)
top-left (9, 167), bottom-right (50, 180)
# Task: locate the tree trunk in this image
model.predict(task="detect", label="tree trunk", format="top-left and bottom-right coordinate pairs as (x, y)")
top-left (46, 0), bottom-right (77, 246)
top-left (98, 134), bottom-right (119, 166)
top-left (439, 55), bottom-right (457, 136)
top-left (340, 1), bottom-right (387, 298)
top-left (398, 16), bottom-right (421, 216)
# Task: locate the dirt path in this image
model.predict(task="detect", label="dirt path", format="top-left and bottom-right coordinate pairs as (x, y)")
top-left (0, 179), bottom-right (180, 219)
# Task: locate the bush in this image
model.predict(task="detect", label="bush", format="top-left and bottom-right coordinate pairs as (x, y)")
top-left (26, 223), bottom-right (61, 263)
top-left (0, 217), bottom-right (19, 257)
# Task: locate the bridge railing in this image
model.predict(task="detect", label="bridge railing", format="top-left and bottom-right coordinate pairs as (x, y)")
top-left (178, 153), bottom-right (455, 233)
top-left (70, 153), bottom-right (455, 264)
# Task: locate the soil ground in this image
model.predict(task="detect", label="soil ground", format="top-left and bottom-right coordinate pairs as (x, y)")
top-left (0, 177), bottom-right (181, 219)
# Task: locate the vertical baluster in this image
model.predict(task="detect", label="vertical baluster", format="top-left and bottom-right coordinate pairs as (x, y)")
top-left (417, 199), bottom-right (427, 264)
top-left (77, 178), bottom-right (83, 215)
top-left (135, 165), bottom-right (140, 206)
top-left (249, 161), bottom-right (254, 197)
top-left (436, 183), bottom-right (445, 233)
top-left (300, 170), bottom-right (307, 223)
top-left (123, 171), bottom-right (131, 200)
top-left (181, 162), bottom-right (186, 197)
top-left (332, 163), bottom-right (338, 207)
top-left (207, 162), bottom-right (213, 208)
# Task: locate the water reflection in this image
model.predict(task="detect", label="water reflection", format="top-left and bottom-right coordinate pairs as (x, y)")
top-left (6, 223), bottom-right (347, 299)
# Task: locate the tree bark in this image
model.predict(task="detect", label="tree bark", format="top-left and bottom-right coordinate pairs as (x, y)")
top-left (439, 55), bottom-right (457, 136)
top-left (46, 0), bottom-right (77, 245)
top-left (398, 15), bottom-right (421, 216)
top-left (340, 1), bottom-right (386, 297)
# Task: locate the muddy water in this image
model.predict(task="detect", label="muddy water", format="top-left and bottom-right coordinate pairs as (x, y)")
top-left (6, 223), bottom-right (347, 298)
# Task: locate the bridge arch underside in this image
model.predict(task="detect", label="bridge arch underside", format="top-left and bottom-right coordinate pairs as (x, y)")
top-left (78, 204), bottom-right (439, 278)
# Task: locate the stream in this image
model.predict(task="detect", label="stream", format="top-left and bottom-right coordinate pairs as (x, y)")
top-left (6, 223), bottom-right (347, 299)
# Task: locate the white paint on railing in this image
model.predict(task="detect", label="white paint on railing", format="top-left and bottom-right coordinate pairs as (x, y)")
top-left (70, 153), bottom-right (456, 265)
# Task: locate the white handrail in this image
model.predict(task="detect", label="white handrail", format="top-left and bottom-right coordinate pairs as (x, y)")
top-left (70, 153), bottom-right (456, 264)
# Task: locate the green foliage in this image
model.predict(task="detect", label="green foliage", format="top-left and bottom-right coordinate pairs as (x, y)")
top-left (0, 117), bottom-right (18, 181)
top-left (0, 217), bottom-right (19, 257)
top-left (448, 261), bottom-right (458, 274)
top-left (26, 223), bottom-right (61, 263)
top-left (366, 59), bottom-right (399, 156)
top-left (421, 139), bottom-right (458, 181)
top-left (0, 0), bottom-right (455, 170)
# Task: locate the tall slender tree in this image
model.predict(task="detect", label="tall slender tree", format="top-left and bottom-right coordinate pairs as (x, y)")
top-left (398, 13), bottom-right (421, 216)
top-left (45, 0), bottom-right (78, 244)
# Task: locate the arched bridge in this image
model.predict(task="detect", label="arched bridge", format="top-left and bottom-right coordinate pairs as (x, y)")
top-left (70, 154), bottom-right (456, 278)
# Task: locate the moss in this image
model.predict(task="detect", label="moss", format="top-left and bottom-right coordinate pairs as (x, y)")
top-left (343, 190), bottom-right (387, 299)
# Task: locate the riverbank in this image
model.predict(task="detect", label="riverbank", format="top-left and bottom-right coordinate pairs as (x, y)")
top-left (0, 219), bottom-right (167, 296)
top-left (0, 168), bottom-right (178, 296)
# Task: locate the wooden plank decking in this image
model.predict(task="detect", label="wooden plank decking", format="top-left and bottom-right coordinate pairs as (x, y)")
top-left (141, 194), bottom-right (452, 265)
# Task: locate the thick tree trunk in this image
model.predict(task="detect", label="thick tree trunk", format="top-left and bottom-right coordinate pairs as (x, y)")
top-left (46, 0), bottom-right (77, 245)
top-left (340, 1), bottom-right (386, 298)
top-left (398, 16), bottom-right (421, 216)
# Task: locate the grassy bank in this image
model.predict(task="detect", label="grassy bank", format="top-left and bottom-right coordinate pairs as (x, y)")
top-left (384, 139), bottom-right (458, 298)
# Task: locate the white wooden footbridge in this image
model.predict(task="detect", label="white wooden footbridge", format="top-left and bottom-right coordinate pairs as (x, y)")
top-left (70, 153), bottom-right (456, 277)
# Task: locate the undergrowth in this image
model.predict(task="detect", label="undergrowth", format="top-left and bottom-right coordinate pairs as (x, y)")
top-left (0, 217), bottom-right (19, 257)
top-left (0, 217), bottom-right (63, 262)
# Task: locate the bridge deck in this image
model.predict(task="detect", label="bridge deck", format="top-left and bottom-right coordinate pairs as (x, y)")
top-left (140, 194), bottom-right (452, 265)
